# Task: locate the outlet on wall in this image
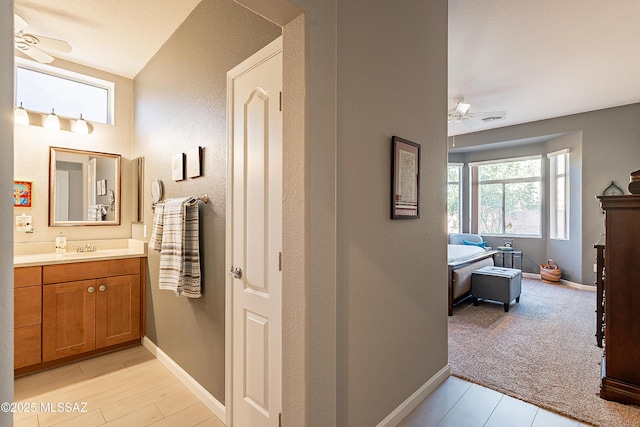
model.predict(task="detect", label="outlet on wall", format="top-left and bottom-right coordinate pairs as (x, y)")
top-left (593, 263), bottom-right (597, 273)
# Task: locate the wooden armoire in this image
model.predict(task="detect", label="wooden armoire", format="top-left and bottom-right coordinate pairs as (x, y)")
top-left (597, 194), bottom-right (640, 405)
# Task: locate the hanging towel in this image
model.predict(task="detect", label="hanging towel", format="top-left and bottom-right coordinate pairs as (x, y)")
top-left (88, 205), bottom-right (101, 221)
top-left (156, 197), bottom-right (202, 298)
top-left (148, 202), bottom-right (164, 251)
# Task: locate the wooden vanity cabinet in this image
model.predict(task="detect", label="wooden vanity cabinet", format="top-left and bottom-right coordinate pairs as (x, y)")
top-left (42, 258), bottom-right (143, 362)
top-left (14, 266), bottom-right (42, 369)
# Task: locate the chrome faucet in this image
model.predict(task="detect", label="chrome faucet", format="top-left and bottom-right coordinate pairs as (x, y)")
top-left (77, 245), bottom-right (84, 253)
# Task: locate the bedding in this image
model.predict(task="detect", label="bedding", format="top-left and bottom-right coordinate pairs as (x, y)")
top-left (447, 244), bottom-right (486, 264)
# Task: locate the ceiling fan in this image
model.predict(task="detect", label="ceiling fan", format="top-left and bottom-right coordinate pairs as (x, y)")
top-left (14, 14), bottom-right (71, 64)
top-left (447, 96), bottom-right (506, 128)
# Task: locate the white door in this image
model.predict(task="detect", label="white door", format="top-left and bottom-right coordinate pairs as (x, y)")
top-left (227, 37), bottom-right (282, 427)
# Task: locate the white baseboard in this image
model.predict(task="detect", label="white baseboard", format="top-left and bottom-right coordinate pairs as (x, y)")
top-left (522, 272), bottom-right (595, 291)
top-left (376, 364), bottom-right (451, 427)
top-left (142, 336), bottom-right (226, 424)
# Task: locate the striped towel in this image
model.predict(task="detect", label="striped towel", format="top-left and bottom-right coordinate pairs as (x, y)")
top-left (152, 197), bottom-right (202, 298)
top-left (148, 203), bottom-right (164, 251)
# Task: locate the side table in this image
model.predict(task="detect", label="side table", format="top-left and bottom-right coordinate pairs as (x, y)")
top-left (494, 249), bottom-right (523, 270)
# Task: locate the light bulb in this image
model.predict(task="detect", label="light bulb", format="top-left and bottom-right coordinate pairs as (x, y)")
top-left (72, 113), bottom-right (89, 134)
top-left (44, 108), bottom-right (60, 130)
top-left (14, 102), bottom-right (29, 125)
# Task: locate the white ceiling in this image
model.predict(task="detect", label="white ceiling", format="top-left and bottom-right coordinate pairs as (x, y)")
top-left (14, 0), bottom-right (640, 135)
top-left (449, 0), bottom-right (640, 135)
top-left (14, 0), bottom-right (203, 79)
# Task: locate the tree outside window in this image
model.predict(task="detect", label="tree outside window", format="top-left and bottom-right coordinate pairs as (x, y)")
top-left (447, 164), bottom-right (462, 234)
top-left (472, 157), bottom-right (541, 237)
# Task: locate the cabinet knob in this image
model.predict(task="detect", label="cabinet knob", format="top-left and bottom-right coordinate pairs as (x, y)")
top-left (88, 287), bottom-right (95, 293)
top-left (99, 285), bottom-right (106, 292)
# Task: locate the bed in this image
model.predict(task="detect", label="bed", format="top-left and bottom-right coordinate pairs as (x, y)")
top-left (447, 241), bottom-right (496, 316)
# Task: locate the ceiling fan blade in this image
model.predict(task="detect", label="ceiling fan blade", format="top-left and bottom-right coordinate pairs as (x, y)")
top-left (32, 35), bottom-right (72, 53)
top-left (14, 14), bottom-right (29, 32)
top-left (16, 44), bottom-right (54, 64)
top-left (468, 111), bottom-right (507, 120)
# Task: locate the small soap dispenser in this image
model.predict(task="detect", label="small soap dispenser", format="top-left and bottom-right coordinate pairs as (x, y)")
top-left (55, 231), bottom-right (67, 254)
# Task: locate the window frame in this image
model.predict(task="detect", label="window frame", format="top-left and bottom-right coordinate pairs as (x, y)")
top-left (447, 163), bottom-right (463, 234)
top-left (547, 149), bottom-right (570, 240)
top-left (15, 57), bottom-right (115, 125)
top-left (470, 155), bottom-right (543, 238)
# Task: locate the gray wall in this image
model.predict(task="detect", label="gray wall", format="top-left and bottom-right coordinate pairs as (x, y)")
top-left (1, 1), bottom-right (14, 425)
top-left (133, 0), bottom-right (280, 403)
top-left (449, 103), bottom-right (640, 285)
top-left (450, 134), bottom-right (583, 281)
top-left (336, 0), bottom-right (448, 425)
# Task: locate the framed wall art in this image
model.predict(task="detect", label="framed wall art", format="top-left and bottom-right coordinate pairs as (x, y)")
top-left (391, 136), bottom-right (420, 219)
top-left (172, 153), bottom-right (185, 181)
top-left (14, 181), bottom-right (32, 207)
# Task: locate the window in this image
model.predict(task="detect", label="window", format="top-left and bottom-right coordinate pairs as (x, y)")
top-left (470, 156), bottom-right (542, 237)
top-left (447, 163), bottom-right (462, 234)
top-left (548, 149), bottom-right (570, 240)
top-left (15, 58), bottom-right (114, 124)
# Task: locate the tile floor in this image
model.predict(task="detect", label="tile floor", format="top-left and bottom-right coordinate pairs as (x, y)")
top-left (398, 376), bottom-right (593, 427)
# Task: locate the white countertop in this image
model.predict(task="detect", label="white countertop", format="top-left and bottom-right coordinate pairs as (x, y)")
top-left (14, 239), bottom-right (147, 267)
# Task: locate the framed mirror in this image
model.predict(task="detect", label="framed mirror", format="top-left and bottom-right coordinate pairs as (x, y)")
top-left (49, 146), bottom-right (121, 226)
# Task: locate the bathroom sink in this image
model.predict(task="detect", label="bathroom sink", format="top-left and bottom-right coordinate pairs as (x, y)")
top-left (61, 249), bottom-right (121, 258)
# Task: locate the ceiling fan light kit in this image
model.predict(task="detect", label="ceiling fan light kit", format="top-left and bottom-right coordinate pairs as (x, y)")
top-left (448, 95), bottom-right (506, 130)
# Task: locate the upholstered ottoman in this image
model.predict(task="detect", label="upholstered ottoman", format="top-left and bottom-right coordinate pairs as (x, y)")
top-left (471, 266), bottom-right (522, 312)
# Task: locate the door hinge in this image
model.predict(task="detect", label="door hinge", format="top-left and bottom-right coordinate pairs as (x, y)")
top-left (279, 91), bottom-right (283, 111)
top-left (279, 252), bottom-right (282, 272)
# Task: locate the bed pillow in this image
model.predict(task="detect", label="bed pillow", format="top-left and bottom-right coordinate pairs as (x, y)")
top-left (463, 239), bottom-right (487, 248)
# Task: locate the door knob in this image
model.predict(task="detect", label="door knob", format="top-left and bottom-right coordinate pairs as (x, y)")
top-left (88, 286), bottom-right (95, 293)
top-left (229, 267), bottom-right (243, 279)
top-left (99, 285), bottom-right (106, 292)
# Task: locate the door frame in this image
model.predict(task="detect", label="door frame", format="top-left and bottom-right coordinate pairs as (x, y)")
top-left (225, 36), bottom-right (284, 427)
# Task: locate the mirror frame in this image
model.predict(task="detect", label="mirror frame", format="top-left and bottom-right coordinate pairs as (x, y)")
top-left (49, 146), bottom-right (122, 226)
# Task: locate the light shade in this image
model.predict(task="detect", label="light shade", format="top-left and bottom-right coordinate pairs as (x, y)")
top-left (44, 108), bottom-right (60, 130)
top-left (14, 102), bottom-right (29, 125)
top-left (72, 114), bottom-right (89, 134)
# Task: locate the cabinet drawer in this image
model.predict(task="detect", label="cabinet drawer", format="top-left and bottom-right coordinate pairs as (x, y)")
top-left (15, 286), bottom-right (42, 328)
top-left (15, 325), bottom-right (41, 369)
top-left (15, 266), bottom-right (42, 288)
top-left (43, 258), bottom-right (141, 284)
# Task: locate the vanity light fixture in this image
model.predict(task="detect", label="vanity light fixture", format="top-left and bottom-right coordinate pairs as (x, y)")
top-left (14, 102), bottom-right (29, 125)
top-left (72, 113), bottom-right (89, 134)
top-left (44, 108), bottom-right (60, 130)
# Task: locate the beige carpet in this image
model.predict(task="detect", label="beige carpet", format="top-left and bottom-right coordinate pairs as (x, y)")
top-left (448, 278), bottom-right (640, 427)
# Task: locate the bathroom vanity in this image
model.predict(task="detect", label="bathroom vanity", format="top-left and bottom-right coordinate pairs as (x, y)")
top-left (13, 240), bottom-right (146, 376)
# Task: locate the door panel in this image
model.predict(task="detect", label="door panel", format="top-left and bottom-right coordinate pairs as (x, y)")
top-left (95, 274), bottom-right (141, 348)
top-left (43, 280), bottom-right (95, 362)
top-left (229, 37), bottom-right (282, 427)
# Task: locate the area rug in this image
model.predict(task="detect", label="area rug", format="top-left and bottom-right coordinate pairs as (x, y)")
top-left (448, 278), bottom-right (640, 427)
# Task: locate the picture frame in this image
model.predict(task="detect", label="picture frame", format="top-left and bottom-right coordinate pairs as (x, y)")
top-left (14, 181), bottom-right (32, 207)
top-left (186, 146), bottom-right (203, 178)
top-left (391, 136), bottom-right (420, 219)
top-left (172, 153), bottom-right (185, 181)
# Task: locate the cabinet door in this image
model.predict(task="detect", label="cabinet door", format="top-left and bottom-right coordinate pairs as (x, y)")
top-left (15, 285), bottom-right (42, 328)
top-left (15, 325), bottom-right (41, 369)
top-left (95, 274), bottom-right (141, 348)
top-left (43, 280), bottom-right (96, 362)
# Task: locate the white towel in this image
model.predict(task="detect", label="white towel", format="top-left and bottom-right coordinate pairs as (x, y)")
top-left (155, 197), bottom-right (201, 298)
top-left (148, 203), bottom-right (164, 252)
top-left (88, 205), bottom-right (101, 221)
